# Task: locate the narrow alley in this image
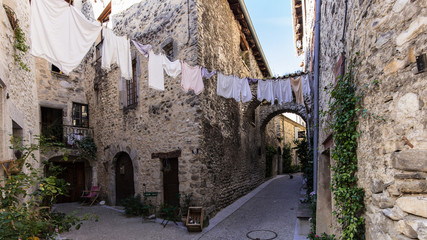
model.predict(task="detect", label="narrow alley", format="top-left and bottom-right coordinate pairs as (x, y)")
top-left (57, 174), bottom-right (303, 240)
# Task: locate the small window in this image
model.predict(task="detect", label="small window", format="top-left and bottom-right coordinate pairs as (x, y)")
top-left (126, 59), bottom-right (138, 107)
top-left (72, 103), bottom-right (89, 128)
top-left (95, 40), bottom-right (103, 61)
top-left (163, 42), bottom-right (174, 61)
top-left (51, 64), bottom-right (63, 74)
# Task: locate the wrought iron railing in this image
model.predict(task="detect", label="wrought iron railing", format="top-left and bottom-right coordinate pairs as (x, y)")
top-left (41, 123), bottom-right (93, 147)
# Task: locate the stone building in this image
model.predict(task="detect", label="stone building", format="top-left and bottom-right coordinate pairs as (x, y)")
top-left (265, 113), bottom-right (307, 174)
top-left (1, 0), bottom-right (315, 223)
top-left (0, 0), bottom-right (40, 177)
top-left (296, 0), bottom-right (427, 238)
top-left (65, 0), bottom-right (273, 218)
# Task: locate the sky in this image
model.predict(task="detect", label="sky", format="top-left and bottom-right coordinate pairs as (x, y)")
top-left (244, 0), bottom-right (303, 77)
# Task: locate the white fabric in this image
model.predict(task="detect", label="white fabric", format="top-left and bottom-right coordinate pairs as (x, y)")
top-left (148, 51), bottom-right (181, 91)
top-left (302, 74), bottom-right (311, 96)
top-left (240, 78), bottom-right (252, 103)
top-left (181, 62), bottom-right (203, 95)
top-left (101, 28), bottom-right (132, 80)
top-left (272, 80), bottom-right (282, 105)
top-left (31, 0), bottom-right (101, 75)
top-left (148, 50), bottom-right (165, 90)
top-left (217, 73), bottom-right (234, 99)
top-left (217, 73), bottom-right (252, 102)
top-left (231, 76), bottom-right (243, 102)
top-left (257, 80), bottom-right (274, 104)
top-left (163, 56), bottom-right (181, 78)
top-left (281, 79), bottom-right (293, 104)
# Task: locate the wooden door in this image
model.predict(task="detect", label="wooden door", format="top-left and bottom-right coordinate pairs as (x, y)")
top-left (115, 153), bottom-right (135, 205)
top-left (163, 158), bottom-right (179, 207)
top-left (55, 162), bottom-right (85, 203)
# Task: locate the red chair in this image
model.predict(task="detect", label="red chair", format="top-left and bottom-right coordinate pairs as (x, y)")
top-left (81, 186), bottom-right (101, 206)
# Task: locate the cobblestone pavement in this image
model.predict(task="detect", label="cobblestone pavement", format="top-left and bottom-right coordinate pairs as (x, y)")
top-left (56, 174), bottom-right (303, 240)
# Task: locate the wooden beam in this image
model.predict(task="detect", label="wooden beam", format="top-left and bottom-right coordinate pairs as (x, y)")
top-left (97, 1), bottom-right (112, 23)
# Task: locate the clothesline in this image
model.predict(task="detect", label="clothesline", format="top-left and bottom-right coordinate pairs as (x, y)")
top-left (30, 0), bottom-right (310, 107)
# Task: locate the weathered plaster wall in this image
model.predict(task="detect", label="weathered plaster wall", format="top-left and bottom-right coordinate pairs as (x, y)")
top-left (317, 0), bottom-right (427, 238)
top-left (0, 0), bottom-right (39, 176)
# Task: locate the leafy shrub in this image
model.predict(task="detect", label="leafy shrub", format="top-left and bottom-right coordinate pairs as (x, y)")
top-left (121, 194), bottom-right (146, 216)
top-left (0, 136), bottom-right (94, 239)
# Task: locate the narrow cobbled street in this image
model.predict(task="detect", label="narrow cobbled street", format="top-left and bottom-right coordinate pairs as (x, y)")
top-left (57, 174), bottom-right (302, 240)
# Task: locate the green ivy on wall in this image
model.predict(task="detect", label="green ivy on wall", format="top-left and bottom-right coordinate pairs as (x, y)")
top-left (326, 57), bottom-right (365, 239)
top-left (3, 4), bottom-right (30, 72)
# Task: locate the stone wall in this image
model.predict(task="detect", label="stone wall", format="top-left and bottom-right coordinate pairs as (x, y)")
top-left (0, 0), bottom-right (40, 176)
top-left (316, 0), bottom-right (427, 238)
top-left (195, 0), bottom-right (267, 216)
top-left (80, 0), bottom-right (202, 206)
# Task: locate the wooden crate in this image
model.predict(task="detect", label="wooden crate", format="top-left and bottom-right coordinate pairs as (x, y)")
top-left (186, 207), bottom-right (203, 232)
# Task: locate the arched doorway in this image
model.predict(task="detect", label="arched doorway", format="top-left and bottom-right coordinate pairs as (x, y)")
top-left (115, 152), bottom-right (135, 205)
top-left (47, 156), bottom-right (92, 203)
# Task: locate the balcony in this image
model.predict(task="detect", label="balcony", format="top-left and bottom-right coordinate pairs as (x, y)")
top-left (41, 123), bottom-right (94, 148)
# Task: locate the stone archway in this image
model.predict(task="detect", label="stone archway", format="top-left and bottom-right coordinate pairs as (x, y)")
top-left (106, 142), bottom-right (139, 205)
top-left (258, 102), bottom-right (308, 130)
top-left (114, 152), bottom-right (135, 205)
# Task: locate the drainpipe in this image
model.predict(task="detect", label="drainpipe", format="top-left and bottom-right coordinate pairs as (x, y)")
top-left (313, 0), bottom-right (321, 193)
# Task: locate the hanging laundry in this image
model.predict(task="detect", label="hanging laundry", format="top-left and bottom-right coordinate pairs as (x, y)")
top-left (148, 51), bottom-right (181, 91)
top-left (217, 73), bottom-right (252, 102)
top-left (181, 62), bottom-right (204, 95)
top-left (240, 78), bottom-right (252, 103)
top-left (291, 76), bottom-right (304, 104)
top-left (248, 78), bottom-right (259, 85)
top-left (148, 50), bottom-right (165, 91)
top-left (272, 80), bottom-right (283, 105)
top-left (302, 74), bottom-right (311, 96)
top-left (281, 79), bottom-right (293, 104)
top-left (31, 0), bottom-right (101, 75)
top-left (132, 40), bottom-right (152, 58)
top-left (257, 80), bottom-right (274, 105)
top-left (201, 67), bottom-right (216, 79)
top-left (217, 73), bottom-right (234, 99)
top-left (101, 28), bottom-right (132, 80)
top-left (163, 56), bottom-right (181, 78)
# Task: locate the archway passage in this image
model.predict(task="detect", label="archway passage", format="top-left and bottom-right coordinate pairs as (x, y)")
top-left (115, 152), bottom-right (135, 205)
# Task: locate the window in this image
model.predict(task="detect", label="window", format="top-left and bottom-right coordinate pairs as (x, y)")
top-left (126, 59), bottom-right (138, 106)
top-left (72, 103), bottom-right (89, 128)
top-left (163, 41), bottom-right (174, 61)
top-left (51, 64), bottom-right (63, 74)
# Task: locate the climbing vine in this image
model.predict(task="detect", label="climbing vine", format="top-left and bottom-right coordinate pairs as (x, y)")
top-left (325, 57), bottom-right (365, 239)
top-left (3, 4), bottom-right (30, 72)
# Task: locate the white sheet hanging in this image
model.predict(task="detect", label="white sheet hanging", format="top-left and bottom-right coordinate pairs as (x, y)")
top-left (240, 78), bottom-right (252, 103)
top-left (302, 74), bottom-right (311, 96)
top-left (281, 79), bottom-right (293, 104)
top-left (148, 50), bottom-right (165, 91)
top-left (217, 73), bottom-right (234, 99)
top-left (257, 80), bottom-right (274, 105)
top-left (101, 28), bottom-right (132, 80)
top-left (31, 0), bottom-right (101, 75)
